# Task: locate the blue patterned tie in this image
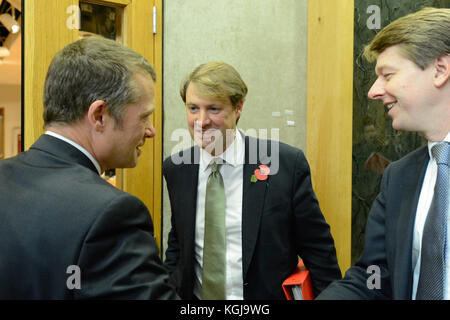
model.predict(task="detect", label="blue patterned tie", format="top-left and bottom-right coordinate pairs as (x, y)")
top-left (417, 142), bottom-right (450, 300)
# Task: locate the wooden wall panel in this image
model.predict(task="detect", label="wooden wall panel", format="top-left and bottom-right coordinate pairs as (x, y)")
top-left (307, 0), bottom-right (354, 273)
top-left (24, 0), bottom-right (77, 150)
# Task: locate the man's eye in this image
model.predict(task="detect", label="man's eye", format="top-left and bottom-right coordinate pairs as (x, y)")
top-left (383, 73), bottom-right (393, 80)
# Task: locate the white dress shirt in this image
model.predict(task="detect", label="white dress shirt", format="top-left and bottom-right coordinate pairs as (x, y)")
top-left (45, 131), bottom-right (102, 175)
top-left (412, 131), bottom-right (450, 299)
top-left (193, 129), bottom-right (245, 300)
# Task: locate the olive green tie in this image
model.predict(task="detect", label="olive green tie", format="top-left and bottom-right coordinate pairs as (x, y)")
top-left (202, 161), bottom-right (226, 300)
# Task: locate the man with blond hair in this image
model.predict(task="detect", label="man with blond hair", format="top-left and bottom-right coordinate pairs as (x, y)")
top-left (318, 7), bottom-right (450, 300)
top-left (163, 61), bottom-right (341, 300)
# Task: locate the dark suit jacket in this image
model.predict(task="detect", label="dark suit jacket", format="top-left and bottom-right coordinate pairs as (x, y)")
top-left (0, 134), bottom-right (178, 299)
top-left (163, 135), bottom-right (341, 299)
top-left (317, 146), bottom-right (429, 300)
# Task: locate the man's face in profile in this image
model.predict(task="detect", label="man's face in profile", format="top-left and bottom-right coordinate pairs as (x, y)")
top-left (97, 73), bottom-right (156, 170)
top-left (367, 45), bottom-right (439, 135)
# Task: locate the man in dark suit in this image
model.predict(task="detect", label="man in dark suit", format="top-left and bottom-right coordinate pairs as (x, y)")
top-left (163, 61), bottom-right (341, 300)
top-left (317, 7), bottom-right (450, 300)
top-left (0, 37), bottom-right (178, 299)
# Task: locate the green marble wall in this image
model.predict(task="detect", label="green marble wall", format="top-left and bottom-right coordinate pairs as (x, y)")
top-left (352, 0), bottom-right (450, 264)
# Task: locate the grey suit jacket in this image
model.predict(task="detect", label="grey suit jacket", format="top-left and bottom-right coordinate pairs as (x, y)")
top-left (0, 134), bottom-right (178, 299)
top-left (317, 146), bottom-right (429, 299)
top-left (163, 135), bottom-right (341, 299)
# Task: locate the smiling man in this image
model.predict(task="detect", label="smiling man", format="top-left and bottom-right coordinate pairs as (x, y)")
top-left (163, 61), bottom-right (341, 300)
top-left (185, 80), bottom-right (243, 156)
top-left (318, 7), bottom-right (450, 300)
top-left (0, 37), bottom-right (178, 299)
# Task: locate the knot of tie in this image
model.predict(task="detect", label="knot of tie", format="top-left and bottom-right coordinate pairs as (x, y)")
top-left (210, 161), bottom-right (222, 174)
top-left (432, 142), bottom-right (450, 166)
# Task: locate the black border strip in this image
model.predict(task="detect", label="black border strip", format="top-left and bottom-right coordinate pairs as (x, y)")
top-left (20, 0), bottom-right (24, 152)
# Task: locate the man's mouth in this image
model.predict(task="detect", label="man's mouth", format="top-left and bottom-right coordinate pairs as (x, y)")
top-left (136, 144), bottom-right (144, 155)
top-left (385, 102), bottom-right (396, 110)
top-left (194, 128), bottom-right (217, 137)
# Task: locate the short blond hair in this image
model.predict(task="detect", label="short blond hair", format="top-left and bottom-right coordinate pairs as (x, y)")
top-left (180, 61), bottom-right (248, 107)
top-left (363, 7), bottom-right (450, 69)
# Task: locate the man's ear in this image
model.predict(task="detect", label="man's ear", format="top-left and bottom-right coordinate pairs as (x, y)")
top-left (87, 100), bottom-right (108, 132)
top-left (433, 54), bottom-right (450, 88)
top-left (235, 100), bottom-right (244, 121)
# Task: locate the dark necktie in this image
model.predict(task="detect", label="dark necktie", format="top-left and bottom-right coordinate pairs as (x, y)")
top-left (202, 161), bottom-right (226, 299)
top-left (417, 142), bottom-right (450, 300)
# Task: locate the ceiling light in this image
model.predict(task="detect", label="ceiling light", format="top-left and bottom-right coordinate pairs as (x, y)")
top-left (0, 46), bottom-right (10, 58)
top-left (0, 13), bottom-right (20, 34)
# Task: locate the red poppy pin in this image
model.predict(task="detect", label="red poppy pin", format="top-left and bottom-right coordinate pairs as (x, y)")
top-left (251, 164), bottom-right (270, 182)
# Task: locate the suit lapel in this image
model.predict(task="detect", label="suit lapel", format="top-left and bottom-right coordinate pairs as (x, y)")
top-left (178, 147), bottom-right (200, 260)
top-left (242, 136), bottom-right (269, 279)
top-left (393, 147), bottom-right (428, 299)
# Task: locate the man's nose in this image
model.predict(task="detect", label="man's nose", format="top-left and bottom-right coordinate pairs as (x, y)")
top-left (367, 77), bottom-right (385, 100)
top-left (145, 122), bottom-right (156, 138)
top-left (197, 109), bottom-right (210, 127)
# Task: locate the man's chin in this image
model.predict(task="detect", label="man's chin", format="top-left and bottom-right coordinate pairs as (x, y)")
top-left (193, 136), bottom-right (209, 147)
top-left (125, 155), bottom-right (139, 169)
top-left (194, 139), bottom-right (212, 150)
top-left (204, 142), bottom-right (226, 155)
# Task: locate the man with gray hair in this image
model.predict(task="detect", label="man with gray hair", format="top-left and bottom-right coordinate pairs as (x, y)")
top-left (0, 36), bottom-right (178, 299)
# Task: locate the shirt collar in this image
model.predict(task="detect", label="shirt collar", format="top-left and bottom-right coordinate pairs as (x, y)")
top-left (200, 129), bottom-right (245, 171)
top-left (45, 131), bottom-right (102, 175)
top-left (427, 131), bottom-right (450, 159)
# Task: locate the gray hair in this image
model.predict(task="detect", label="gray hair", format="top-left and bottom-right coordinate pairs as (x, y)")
top-left (43, 36), bottom-right (156, 127)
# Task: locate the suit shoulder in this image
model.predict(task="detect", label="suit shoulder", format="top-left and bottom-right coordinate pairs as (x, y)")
top-left (69, 169), bottom-right (139, 205)
top-left (279, 140), bottom-right (305, 156)
top-left (389, 145), bottom-right (428, 170)
top-left (163, 147), bottom-right (198, 171)
top-left (251, 136), bottom-right (305, 158)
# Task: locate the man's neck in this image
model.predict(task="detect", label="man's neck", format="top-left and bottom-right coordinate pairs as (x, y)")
top-left (422, 98), bottom-right (450, 142)
top-left (45, 123), bottom-right (103, 173)
top-left (424, 118), bottom-right (450, 142)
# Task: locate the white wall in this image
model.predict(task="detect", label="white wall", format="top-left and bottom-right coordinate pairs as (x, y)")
top-left (162, 0), bottom-right (308, 255)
